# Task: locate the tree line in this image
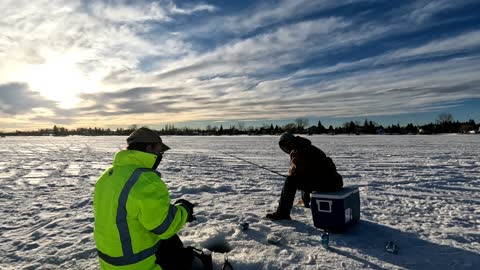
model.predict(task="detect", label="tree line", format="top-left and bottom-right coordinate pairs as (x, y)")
top-left (1, 114), bottom-right (479, 137)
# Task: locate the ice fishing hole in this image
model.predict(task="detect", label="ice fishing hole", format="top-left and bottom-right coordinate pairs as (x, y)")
top-left (202, 234), bottom-right (233, 253)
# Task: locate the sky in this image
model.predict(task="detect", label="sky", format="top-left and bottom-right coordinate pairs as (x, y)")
top-left (1, 0), bottom-right (480, 131)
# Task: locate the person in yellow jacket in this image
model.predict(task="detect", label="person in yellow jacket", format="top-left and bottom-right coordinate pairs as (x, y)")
top-left (94, 127), bottom-right (198, 270)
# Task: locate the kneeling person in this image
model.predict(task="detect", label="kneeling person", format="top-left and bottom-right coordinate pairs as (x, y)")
top-left (93, 127), bottom-right (199, 270)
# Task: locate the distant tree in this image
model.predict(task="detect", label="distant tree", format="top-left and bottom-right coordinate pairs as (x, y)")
top-left (436, 113), bottom-right (454, 124)
top-left (436, 113), bottom-right (454, 133)
top-left (295, 118), bottom-right (309, 132)
top-left (343, 121), bottom-right (358, 134)
top-left (405, 123), bottom-right (418, 134)
top-left (387, 123), bottom-right (403, 134)
top-left (362, 119), bottom-right (377, 134)
top-left (269, 124), bottom-right (274, 134)
top-left (234, 122), bottom-right (243, 131)
top-left (328, 125), bottom-right (334, 134)
top-left (283, 123), bottom-right (297, 132)
top-left (317, 120), bottom-right (326, 134)
top-left (274, 125), bottom-right (282, 134)
top-left (129, 124), bottom-right (138, 130)
top-left (53, 125), bottom-right (59, 136)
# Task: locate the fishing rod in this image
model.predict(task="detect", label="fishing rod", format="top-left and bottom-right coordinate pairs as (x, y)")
top-left (216, 150), bottom-right (287, 178)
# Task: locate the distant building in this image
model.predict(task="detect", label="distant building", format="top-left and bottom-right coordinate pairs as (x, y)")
top-left (418, 128), bottom-right (432, 135)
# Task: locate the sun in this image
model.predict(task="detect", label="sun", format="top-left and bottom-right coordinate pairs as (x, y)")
top-left (26, 55), bottom-right (100, 108)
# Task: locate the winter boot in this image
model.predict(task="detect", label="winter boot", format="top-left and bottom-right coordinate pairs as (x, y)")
top-left (265, 212), bottom-right (291, 221)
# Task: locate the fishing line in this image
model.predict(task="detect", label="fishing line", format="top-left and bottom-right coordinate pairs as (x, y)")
top-left (215, 149), bottom-right (287, 178)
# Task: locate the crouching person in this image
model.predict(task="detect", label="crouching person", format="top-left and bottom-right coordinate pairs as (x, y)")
top-left (94, 127), bottom-right (205, 270)
top-left (266, 132), bottom-right (343, 221)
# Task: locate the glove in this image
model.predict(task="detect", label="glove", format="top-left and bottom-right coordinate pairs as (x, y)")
top-left (175, 199), bottom-right (196, 222)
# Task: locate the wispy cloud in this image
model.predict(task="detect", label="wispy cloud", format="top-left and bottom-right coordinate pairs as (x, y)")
top-left (388, 30), bottom-right (480, 60)
top-left (154, 17), bottom-right (355, 81)
top-left (405, 0), bottom-right (473, 23)
top-left (170, 3), bottom-right (216, 15)
top-left (89, 1), bottom-right (170, 23)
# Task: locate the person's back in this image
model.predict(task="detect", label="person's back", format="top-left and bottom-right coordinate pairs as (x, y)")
top-left (94, 150), bottom-right (188, 269)
top-left (93, 128), bottom-right (194, 270)
top-left (289, 136), bottom-right (342, 191)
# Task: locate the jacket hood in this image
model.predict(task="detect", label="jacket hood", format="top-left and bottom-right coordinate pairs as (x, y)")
top-left (292, 136), bottom-right (312, 149)
top-left (113, 150), bottom-right (158, 169)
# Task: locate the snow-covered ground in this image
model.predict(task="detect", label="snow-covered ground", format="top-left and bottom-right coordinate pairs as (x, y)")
top-left (0, 135), bottom-right (479, 270)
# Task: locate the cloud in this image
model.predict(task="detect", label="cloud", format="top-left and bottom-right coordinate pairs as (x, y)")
top-left (1, 0), bottom-right (480, 130)
top-left (88, 1), bottom-right (170, 23)
top-left (405, 0), bottom-right (474, 23)
top-left (154, 17), bottom-right (354, 81)
top-left (30, 115), bottom-right (75, 125)
top-left (188, 0), bottom-right (351, 37)
top-left (283, 56), bottom-right (480, 118)
top-left (388, 30), bottom-right (480, 60)
top-left (0, 83), bottom-right (57, 115)
top-left (0, 0), bottom-right (199, 88)
top-left (170, 3), bottom-right (216, 15)
top-left (77, 86), bottom-right (186, 116)
top-left (87, 0), bottom-right (216, 23)
top-left (59, 21), bottom-right (480, 122)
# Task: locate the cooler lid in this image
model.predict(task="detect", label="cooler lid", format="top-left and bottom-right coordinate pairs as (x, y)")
top-left (311, 186), bottom-right (359, 199)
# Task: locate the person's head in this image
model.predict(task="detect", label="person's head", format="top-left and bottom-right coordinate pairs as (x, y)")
top-left (126, 128), bottom-right (170, 167)
top-left (278, 132), bottom-right (296, 154)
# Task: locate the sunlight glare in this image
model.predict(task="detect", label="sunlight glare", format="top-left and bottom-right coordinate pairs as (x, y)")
top-left (26, 55), bottom-right (100, 108)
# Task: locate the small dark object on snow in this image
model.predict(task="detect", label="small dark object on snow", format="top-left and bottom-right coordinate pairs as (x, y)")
top-left (321, 230), bottom-right (329, 249)
top-left (239, 222), bottom-right (249, 231)
top-left (267, 234), bottom-right (282, 245)
top-left (385, 241), bottom-right (398, 254)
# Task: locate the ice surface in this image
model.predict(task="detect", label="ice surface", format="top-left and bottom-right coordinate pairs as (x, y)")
top-left (0, 135), bottom-right (479, 269)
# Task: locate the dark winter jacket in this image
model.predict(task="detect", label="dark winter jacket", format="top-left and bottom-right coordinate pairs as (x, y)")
top-left (288, 136), bottom-right (343, 191)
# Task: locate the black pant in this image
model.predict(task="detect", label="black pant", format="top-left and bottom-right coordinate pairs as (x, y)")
top-left (301, 190), bottom-right (311, 207)
top-left (276, 176), bottom-right (303, 216)
top-left (276, 175), bottom-right (343, 215)
top-left (155, 234), bottom-right (193, 270)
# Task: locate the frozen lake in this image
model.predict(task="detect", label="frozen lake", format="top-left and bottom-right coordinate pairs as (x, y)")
top-left (0, 135), bottom-right (479, 269)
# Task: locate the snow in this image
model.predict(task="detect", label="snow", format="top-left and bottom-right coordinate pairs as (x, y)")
top-left (0, 135), bottom-right (479, 270)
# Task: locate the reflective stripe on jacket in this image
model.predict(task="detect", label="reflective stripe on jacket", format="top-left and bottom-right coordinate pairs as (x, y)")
top-left (94, 150), bottom-right (189, 270)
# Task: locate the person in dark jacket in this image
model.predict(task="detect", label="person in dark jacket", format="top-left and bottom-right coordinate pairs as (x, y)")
top-left (266, 132), bottom-right (343, 220)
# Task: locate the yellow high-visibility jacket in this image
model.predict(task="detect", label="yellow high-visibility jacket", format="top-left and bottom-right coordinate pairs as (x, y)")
top-left (94, 150), bottom-right (189, 270)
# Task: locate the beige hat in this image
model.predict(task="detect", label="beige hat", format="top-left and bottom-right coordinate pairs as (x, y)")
top-left (127, 127), bottom-right (170, 152)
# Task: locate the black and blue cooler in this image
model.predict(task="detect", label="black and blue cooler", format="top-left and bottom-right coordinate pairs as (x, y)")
top-left (310, 186), bottom-right (360, 232)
